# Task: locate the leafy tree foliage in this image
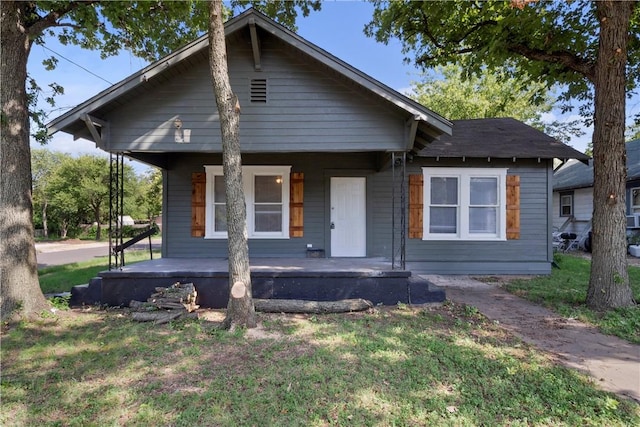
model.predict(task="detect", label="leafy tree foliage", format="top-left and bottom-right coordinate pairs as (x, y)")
top-left (368, 0), bottom-right (639, 309)
top-left (136, 168), bottom-right (163, 223)
top-left (33, 150), bottom-right (148, 239)
top-left (31, 148), bottom-right (68, 237)
top-left (409, 64), bottom-right (584, 144)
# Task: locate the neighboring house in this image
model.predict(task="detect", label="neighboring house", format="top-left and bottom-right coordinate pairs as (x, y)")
top-left (553, 139), bottom-right (640, 239)
top-left (48, 9), bottom-right (588, 306)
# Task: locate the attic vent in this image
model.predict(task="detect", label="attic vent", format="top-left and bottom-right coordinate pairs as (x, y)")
top-left (250, 79), bottom-right (267, 103)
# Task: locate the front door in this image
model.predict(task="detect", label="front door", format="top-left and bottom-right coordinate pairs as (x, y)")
top-left (330, 177), bottom-right (366, 257)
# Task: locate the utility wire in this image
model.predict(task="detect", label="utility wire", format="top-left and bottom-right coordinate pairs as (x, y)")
top-left (40, 45), bottom-right (114, 85)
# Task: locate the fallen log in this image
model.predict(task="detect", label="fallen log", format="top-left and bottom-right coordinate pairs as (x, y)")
top-left (254, 298), bottom-right (373, 314)
top-left (131, 310), bottom-right (183, 325)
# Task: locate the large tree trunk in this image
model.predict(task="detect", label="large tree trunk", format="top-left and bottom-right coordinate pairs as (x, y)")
top-left (208, 1), bottom-right (257, 329)
top-left (0, 1), bottom-right (49, 320)
top-left (587, 1), bottom-right (636, 310)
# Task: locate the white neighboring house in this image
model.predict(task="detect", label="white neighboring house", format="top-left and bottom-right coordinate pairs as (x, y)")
top-left (552, 139), bottom-right (640, 247)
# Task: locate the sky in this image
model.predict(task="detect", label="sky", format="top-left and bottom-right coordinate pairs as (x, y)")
top-left (29, 1), bottom-right (640, 174)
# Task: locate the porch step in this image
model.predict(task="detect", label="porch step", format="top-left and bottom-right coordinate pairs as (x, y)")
top-left (70, 277), bottom-right (103, 307)
top-left (407, 276), bottom-right (446, 304)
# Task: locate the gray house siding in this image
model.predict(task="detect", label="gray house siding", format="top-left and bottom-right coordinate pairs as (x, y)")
top-left (163, 152), bottom-right (385, 258)
top-left (405, 158), bottom-right (553, 274)
top-left (104, 32), bottom-right (407, 154)
top-left (162, 154), bottom-right (553, 274)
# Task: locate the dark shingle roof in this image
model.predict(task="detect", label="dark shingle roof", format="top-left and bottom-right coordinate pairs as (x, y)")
top-left (416, 118), bottom-right (590, 162)
top-left (553, 139), bottom-right (640, 190)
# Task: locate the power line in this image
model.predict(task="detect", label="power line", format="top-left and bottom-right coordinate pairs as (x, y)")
top-left (40, 45), bottom-right (114, 85)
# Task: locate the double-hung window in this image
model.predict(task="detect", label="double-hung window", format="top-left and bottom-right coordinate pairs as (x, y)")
top-left (423, 167), bottom-right (507, 240)
top-left (559, 192), bottom-right (573, 217)
top-left (205, 165), bottom-right (291, 239)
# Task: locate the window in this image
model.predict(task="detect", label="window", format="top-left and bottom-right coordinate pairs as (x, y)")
top-left (559, 192), bottom-right (573, 217)
top-left (205, 165), bottom-right (291, 238)
top-left (632, 187), bottom-right (640, 214)
top-left (423, 167), bottom-right (507, 240)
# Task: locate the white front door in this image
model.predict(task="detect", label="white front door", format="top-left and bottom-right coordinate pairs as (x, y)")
top-left (330, 177), bottom-right (366, 257)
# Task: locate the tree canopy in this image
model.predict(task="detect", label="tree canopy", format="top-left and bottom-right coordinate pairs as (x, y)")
top-left (409, 64), bottom-right (584, 144)
top-left (367, 0), bottom-right (639, 117)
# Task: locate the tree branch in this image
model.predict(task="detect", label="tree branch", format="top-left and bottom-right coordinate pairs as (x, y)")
top-left (507, 43), bottom-right (596, 82)
top-left (415, 8), bottom-right (497, 64)
top-left (416, 47), bottom-right (476, 64)
top-left (27, 1), bottom-right (99, 37)
top-left (451, 19), bottom-right (498, 45)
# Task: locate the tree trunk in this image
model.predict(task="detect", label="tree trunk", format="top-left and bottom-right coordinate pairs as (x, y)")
top-left (208, 1), bottom-right (257, 329)
top-left (94, 204), bottom-right (102, 241)
top-left (60, 219), bottom-right (68, 239)
top-left (0, 1), bottom-right (49, 320)
top-left (587, 1), bottom-right (636, 310)
top-left (42, 199), bottom-right (48, 238)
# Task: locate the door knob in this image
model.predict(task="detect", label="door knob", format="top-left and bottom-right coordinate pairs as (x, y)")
top-left (330, 222), bottom-right (335, 229)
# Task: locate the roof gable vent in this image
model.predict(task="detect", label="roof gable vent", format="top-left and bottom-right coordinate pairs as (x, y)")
top-left (250, 79), bottom-right (267, 103)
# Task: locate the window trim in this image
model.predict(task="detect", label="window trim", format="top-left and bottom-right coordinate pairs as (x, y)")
top-left (204, 165), bottom-right (291, 239)
top-left (631, 187), bottom-right (640, 214)
top-left (559, 192), bottom-right (574, 217)
top-left (422, 167), bottom-right (507, 241)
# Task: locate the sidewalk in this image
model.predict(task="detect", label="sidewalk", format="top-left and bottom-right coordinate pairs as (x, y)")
top-left (35, 240), bottom-right (109, 253)
top-left (425, 274), bottom-right (640, 403)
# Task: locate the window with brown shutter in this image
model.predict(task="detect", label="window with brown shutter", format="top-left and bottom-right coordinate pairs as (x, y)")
top-left (409, 174), bottom-right (423, 239)
top-left (191, 172), bottom-right (206, 237)
top-left (290, 172), bottom-right (304, 237)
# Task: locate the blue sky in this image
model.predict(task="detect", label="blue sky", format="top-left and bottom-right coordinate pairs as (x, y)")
top-left (30, 1), bottom-right (639, 173)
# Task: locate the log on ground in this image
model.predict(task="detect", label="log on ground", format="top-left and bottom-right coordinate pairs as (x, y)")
top-left (254, 298), bottom-right (373, 314)
top-left (131, 310), bottom-right (183, 324)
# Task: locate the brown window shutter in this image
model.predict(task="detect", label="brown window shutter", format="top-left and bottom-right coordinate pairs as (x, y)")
top-left (191, 172), bottom-right (206, 237)
top-left (409, 174), bottom-right (423, 239)
top-left (290, 172), bottom-right (304, 237)
top-left (506, 175), bottom-right (520, 240)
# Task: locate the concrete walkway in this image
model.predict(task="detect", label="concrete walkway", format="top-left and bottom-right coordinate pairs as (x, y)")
top-left (424, 275), bottom-right (640, 403)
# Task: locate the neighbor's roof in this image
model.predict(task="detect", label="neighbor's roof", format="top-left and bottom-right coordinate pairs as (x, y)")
top-left (553, 139), bottom-right (640, 191)
top-left (415, 118), bottom-right (590, 162)
top-left (47, 8), bottom-right (451, 142)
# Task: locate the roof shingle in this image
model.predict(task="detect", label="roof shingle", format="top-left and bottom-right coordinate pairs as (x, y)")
top-left (416, 118), bottom-right (590, 162)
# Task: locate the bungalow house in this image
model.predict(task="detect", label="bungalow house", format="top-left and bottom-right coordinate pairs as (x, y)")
top-left (552, 139), bottom-right (640, 248)
top-left (48, 9), bottom-right (588, 307)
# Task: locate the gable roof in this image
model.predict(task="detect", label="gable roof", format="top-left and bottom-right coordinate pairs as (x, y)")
top-left (553, 139), bottom-right (640, 191)
top-left (415, 118), bottom-right (590, 162)
top-left (47, 8), bottom-right (451, 146)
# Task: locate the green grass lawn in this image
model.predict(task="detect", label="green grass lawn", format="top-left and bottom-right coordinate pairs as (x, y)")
top-left (2, 303), bottom-right (638, 426)
top-left (503, 253), bottom-right (640, 344)
top-left (38, 250), bottom-right (161, 294)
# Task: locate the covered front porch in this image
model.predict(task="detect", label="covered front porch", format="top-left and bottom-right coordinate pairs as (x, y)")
top-left (71, 257), bottom-right (445, 308)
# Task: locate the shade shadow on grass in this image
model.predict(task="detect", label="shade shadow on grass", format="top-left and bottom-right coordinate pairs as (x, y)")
top-left (2, 303), bottom-right (638, 426)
